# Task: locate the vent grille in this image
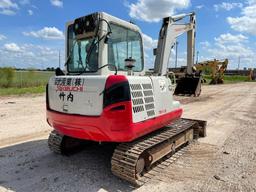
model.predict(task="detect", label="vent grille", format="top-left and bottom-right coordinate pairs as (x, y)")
top-left (131, 91), bottom-right (143, 98)
top-left (144, 97), bottom-right (154, 103)
top-left (132, 98), bottom-right (144, 105)
top-left (130, 84), bottom-right (142, 90)
top-left (133, 105), bottom-right (144, 113)
top-left (142, 84), bottom-right (152, 89)
top-left (145, 103), bottom-right (154, 110)
top-left (147, 110), bottom-right (155, 117)
top-left (143, 90), bottom-right (153, 97)
top-left (130, 83), bottom-right (155, 118)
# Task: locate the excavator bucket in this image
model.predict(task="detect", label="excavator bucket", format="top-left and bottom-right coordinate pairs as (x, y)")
top-left (174, 76), bottom-right (202, 97)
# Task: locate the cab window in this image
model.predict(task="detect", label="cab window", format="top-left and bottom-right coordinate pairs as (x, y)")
top-left (108, 24), bottom-right (143, 72)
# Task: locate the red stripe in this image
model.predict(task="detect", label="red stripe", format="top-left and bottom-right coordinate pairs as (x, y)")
top-left (47, 102), bottom-right (183, 142)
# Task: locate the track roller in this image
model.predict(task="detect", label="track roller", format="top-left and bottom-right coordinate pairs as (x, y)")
top-left (111, 118), bottom-right (206, 186)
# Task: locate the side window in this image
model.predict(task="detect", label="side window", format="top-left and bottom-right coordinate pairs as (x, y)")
top-left (67, 24), bottom-right (99, 73)
top-left (108, 24), bottom-right (143, 72)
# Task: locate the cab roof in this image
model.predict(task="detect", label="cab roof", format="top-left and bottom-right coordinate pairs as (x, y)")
top-left (66, 12), bottom-right (142, 33)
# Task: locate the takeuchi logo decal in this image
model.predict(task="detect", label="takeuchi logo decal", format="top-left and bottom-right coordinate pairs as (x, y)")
top-left (56, 85), bottom-right (84, 92)
top-left (54, 77), bottom-right (85, 92)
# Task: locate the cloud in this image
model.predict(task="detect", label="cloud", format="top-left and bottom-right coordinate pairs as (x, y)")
top-left (27, 9), bottom-right (33, 15)
top-left (128, 0), bottom-right (190, 22)
top-left (208, 43), bottom-right (253, 59)
top-left (0, 8), bottom-right (15, 15)
top-left (196, 5), bottom-right (204, 9)
top-left (141, 33), bottom-right (158, 69)
top-left (0, 34), bottom-right (7, 40)
top-left (3, 43), bottom-right (22, 52)
top-left (214, 33), bottom-right (248, 44)
top-left (50, 0), bottom-right (63, 7)
top-left (19, 0), bottom-right (30, 5)
top-left (0, 0), bottom-right (18, 9)
top-left (142, 33), bottom-right (158, 50)
top-left (0, 0), bottom-right (19, 15)
top-left (200, 41), bottom-right (210, 48)
top-left (0, 43), bottom-right (64, 68)
top-left (227, 1), bottom-right (256, 35)
top-left (203, 33), bottom-right (255, 68)
top-left (23, 27), bottom-right (64, 40)
top-left (214, 2), bottom-right (243, 11)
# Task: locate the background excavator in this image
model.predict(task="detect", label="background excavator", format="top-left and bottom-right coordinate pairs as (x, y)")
top-left (248, 68), bottom-right (255, 81)
top-left (46, 12), bottom-right (206, 186)
top-left (171, 58), bottom-right (229, 85)
top-left (195, 59), bottom-right (229, 84)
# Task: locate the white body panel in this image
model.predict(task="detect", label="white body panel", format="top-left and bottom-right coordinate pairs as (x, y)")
top-left (128, 76), bottom-right (180, 123)
top-left (48, 75), bottom-right (180, 123)
top-left (48, 76), bottom-right (107, 116)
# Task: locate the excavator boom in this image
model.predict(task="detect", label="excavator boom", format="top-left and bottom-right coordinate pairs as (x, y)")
top-left (152, 12), bottom-right (202, 97)
top-left (154, 12), bottom-right (195, 76)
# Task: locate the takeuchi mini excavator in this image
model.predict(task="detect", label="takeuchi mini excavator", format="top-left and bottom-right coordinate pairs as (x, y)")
top-left (46, 12), bottom-right (206, 185)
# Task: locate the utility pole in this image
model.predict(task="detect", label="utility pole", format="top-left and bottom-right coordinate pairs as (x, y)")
top-left (175, 41), bottom-right (179, 68)
top-left (196, 51), bottom-right (199, 64)
top-left (238, 56), bottom-right (240, 70)
top-left (59, 50), bottom-right (61, 68)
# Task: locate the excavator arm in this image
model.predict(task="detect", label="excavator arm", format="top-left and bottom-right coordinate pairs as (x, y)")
top-left (154, 12), bottom-right (196, 76)
top-left (153, 12), bottom-right (201, 97)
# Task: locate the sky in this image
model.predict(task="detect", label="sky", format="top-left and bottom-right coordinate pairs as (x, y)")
top-left (0, 0), bottom-right (255, 70)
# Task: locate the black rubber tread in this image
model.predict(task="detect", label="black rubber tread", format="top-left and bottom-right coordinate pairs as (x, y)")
top-left (48, 130), bottom-right (90, 155)
top-left (111, 118), bottom-right (204, 186)
top-left (48, 130), bottom-right (63, 154)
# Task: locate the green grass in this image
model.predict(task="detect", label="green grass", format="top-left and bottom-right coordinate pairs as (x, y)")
top-left (223, 75), bottom-right (250, 83)
top-left (0, 70), bottom-right (53, 96)
top-left (0, 86), bottom-right (46, 96)
top-left (203, 75), bottom-right (251, 84)
top-left (0, 70), bottom-right (54, 88)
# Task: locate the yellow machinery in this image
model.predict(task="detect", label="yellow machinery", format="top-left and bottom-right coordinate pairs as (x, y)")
top-left (194, 59), bottom-right (228, 84)
top-left (248, 68), bottom-right (255, 81)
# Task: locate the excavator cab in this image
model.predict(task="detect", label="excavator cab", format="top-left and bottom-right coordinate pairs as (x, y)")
top-left (65, 12), bottom-right (144, 75)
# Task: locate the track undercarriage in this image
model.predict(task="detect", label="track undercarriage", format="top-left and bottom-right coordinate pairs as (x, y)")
top-left (48, 118), bottom-right (206, 186)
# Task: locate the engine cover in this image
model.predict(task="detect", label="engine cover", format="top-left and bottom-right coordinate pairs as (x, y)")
top-left (47, 75), bottom-right (182, 142)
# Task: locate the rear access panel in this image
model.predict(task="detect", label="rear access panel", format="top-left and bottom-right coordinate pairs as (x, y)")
top-left (48, 76), bottom-right (107, 116)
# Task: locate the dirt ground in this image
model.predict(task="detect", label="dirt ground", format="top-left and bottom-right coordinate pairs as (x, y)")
top-left (0, 82), bottom-right (256, 192)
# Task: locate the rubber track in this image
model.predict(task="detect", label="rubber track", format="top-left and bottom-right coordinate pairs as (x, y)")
top-left (48, 130), bottom-right (63, 154)
top-left (111, 118), bottom-right (199, 186)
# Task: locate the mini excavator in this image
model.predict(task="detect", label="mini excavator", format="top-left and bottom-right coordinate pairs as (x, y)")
top-left (46, 12), bottom-right (206, 185)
